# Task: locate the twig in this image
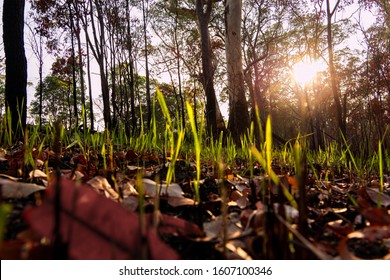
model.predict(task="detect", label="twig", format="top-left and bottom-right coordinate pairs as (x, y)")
top-left (274, 211), bottom-right (333, 260)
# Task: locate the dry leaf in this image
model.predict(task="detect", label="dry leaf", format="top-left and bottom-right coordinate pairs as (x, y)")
top-left (0, 179), bottom-right (46, 199)
top-left (362, 208), bottom-right (390, 226)
top-left (142, 178), bottom-right (184, 197)
top-left (167, 197), bottom-right (195, 207)
top-left (120, 180), bottom-right (138, 198)
top-left (29, 169), bottom-right (47, 179)
top-left (338, 226), bottom-right (390, 260)
top-left (86, 176), bottom-right (119, 201)
top-left (203, 212), bottom-right (242, 239)
top-left (365, 188), bottom-right (390, 207)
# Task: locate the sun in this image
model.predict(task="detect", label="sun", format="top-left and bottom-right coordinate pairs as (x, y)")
top-left (292, 58), bottom-right (327, 86)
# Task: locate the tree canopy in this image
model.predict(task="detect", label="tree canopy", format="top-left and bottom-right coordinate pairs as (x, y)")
top-left (0, 0), bottom-right (388, 151)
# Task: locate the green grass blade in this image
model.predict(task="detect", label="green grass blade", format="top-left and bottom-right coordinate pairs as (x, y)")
top-left (186, 101), bottom-right (200, 203)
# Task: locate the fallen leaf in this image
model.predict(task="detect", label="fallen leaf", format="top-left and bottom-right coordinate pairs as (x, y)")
top-left (120, 180), bottom-right (138, 198)
top-left (203, 212), bottom-right (242, 239)
top-left (0, 174), bottom-right (19, 181)
top-left (365, 187), bottom-right (390, 207)
top-left (35, 159), bottom-right (44, 168)
top-left (167, 197), bottom-right (195, 207)
top-left (0, 179), bottom-right (46, 199)
top-left (326, 219), bottom-right (354, 237)
top-left (125, 150), bottom-right (139, 162)
top-left (86, 176), bottom-right (119, 201)
top-left (157, 213), bottom-right (203, 237)
top-left (142, 178), bottom-right (184, 198)
top-left (25, 177), bottom-right (180, 260)
top-left (0, 148), bottom-right (7, 161)
top-left (127, 165), bottom-right (142, 172)
top-left (121, 196), bottom-right (139, 212)
top-left (29, 169), bottom-right (47, 179)
top-left (361, 208), bottom-right (390, 226)
top-left (338, 226), bottom-right (390, 260)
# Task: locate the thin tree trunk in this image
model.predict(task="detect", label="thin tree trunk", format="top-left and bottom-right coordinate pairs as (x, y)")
top-left (196, 0), bottom-right (225, 138)
top-left (68, 0), bottom-right (78, 128)
top-left (326, 0), bottom-right (346, 137)
top-left (38, 34), bottom-right (43, 128)
top-left (174, 3), bottom-right (185, 129)
top-left (75, 7), bottom-right (87, 129)
top-left (110, 34), bottom-right (118, 129)
top-left (85, 15), bottom-right (94, 131)
top-left (89, 0), bottom-right (111, 130)
top-left (142, 0), bottom-right (152, 128)
top-left (126, 0), bottom-right (137, 134)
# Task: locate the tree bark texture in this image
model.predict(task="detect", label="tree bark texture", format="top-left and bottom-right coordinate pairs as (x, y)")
top-left (326, 0), bottom-right (346, 137)
top-left (196, 0), bottom-right (225, 139)
top-left (3, 0), bottom-right (28, 139)
top-left (225, 0), bottom-right (250, 144)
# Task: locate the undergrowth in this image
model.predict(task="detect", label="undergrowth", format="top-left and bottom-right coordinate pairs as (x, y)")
top-left (0, 89), bottom-right (388, 183)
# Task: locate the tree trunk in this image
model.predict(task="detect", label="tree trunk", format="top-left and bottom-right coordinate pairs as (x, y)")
top-left (225, 0), bottom-right (250, 144)
top-left (174, 3), bottom-right (186, 129)
top-left (142, 0), bottom-right (152, 128)
top-left (75, 8), bottom-right (87, 129)
top-left (126, 0), bottom-right (137, 134)
top-left (110, 34), bottom-right (118, 129)
top-left (326, 0), bottom-right (346, 137)
top-left (68, 0), bottom-right (78, 129)
top-left (196, 0), bottom-right (225, 139)
top-left (88, 0), bottom-right (111, 130)
top-left (85, 15), bottom-right (94, 131)
top-left (3, 0), bottom-right (27, 140)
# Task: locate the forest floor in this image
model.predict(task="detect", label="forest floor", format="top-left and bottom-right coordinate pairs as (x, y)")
top-left (0, 142), bottom-right (390, 260)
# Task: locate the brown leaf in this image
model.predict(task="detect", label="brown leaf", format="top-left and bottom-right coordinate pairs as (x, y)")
top-left (29, 169), bottom-right (47, 179)
top-left (338, 226), bottom-right (390, 260)
top-left (203, 213), bottom-right (242, 239)
top-left (167, 197), bottom-right (195, 207)
top-left (125, 150), bottom-right (139, 162)
top-left (0, 179), bottom-right (46, 199)
top-left (86, 176), bottom-right (119, 201)
top-left (142, 178), bottom-right (184, 198)
top-left (326, 219), bottom-right (354, 237)
top-left (362, 208), bottom-right (390, 226)
top-left (365, 187), bottom-right (390, 207)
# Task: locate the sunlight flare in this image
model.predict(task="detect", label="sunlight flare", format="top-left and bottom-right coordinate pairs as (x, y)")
top-left (292, 58), bottom-right (327, 86)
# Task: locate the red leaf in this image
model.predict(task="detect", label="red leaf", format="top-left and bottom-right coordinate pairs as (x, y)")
top-left (125, 150), bottom-right (139, 162)
top-left (362, 208), bottom-right (390, 226)
top-left (25, 177), bottom-right (180, 259)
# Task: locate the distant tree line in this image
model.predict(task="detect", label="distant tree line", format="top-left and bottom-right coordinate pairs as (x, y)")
top-left (1, 0), bottom-right (389, 154)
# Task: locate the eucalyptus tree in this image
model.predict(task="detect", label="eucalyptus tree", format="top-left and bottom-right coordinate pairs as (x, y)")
top-left (195, 0), bottom-right (226, 138)
top-left (324, 0), bottom-right (347, 137)
top-left (82, 0), bottom-right (112, 130)
top-left (278, 0), bottom-right (356, 143)
top-left (162, 0), bottom-right (226, 137)
top-left (26, 23), bottom-right (44, 128)
top-left (30, 0), bottom-right (86, 129)
top-left (30, 75), bottom-right (73, 129)
top-left (142, 0), bottom-right (152, 127)
top-left (150, 0), bottom-right (195, 129)
top-left (224, 0), bottom-right (250, 144)
top-left (3, 0), bottom-right (27, 140)
top-left (357, 23), bottom-right (390, 151)
top-left (283, 2), bottom-right (329, 147)
top-left (242, 0), bottom-right (290, 138)
top-left (50, 53), bottom-right (84, 128)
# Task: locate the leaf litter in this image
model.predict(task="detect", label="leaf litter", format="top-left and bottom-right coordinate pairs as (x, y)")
top-left (0, 145), bottom-right (389, 260)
